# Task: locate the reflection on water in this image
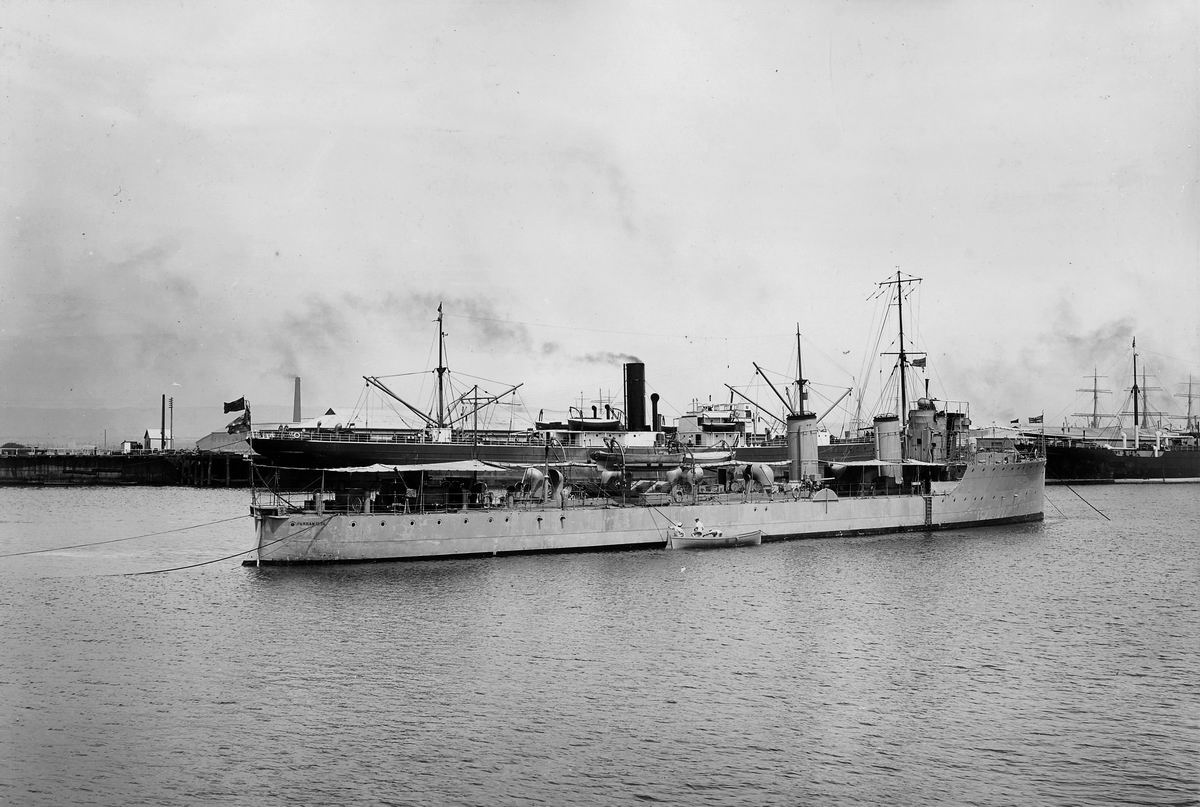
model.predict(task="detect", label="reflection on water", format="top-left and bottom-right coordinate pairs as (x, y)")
top-left (1, 485), bottom-right (1197, 806)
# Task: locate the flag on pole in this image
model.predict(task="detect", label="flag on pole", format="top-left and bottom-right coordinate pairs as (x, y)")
top-left (1029, 414), bottom-right (1044, 424)
top-left (911, 357), bottom-right (927, 368)
top-left (223, 396), bottom-right (246, 413)
top-left (1010, 418), bottom-right (1019, 425)
top-left (226, 410), bottom-right (251, 434)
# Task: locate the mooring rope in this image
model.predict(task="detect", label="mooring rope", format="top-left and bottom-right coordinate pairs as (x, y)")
top-left (1042, 491), bottom-right (1068, 519)
top-left (123, 544), bottom-right (263, 576)
top-left (648, 504), bottom-right (683, 535)
top-left (1062, 483), bottom-right (1111, 520)
top-left (125, 515), bottom-right (334, 576)
top-left (0, 514), bottom-right (251, 558)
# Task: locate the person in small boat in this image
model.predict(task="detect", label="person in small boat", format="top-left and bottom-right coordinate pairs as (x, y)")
top-left (692, 517), bottom-right (705, 536)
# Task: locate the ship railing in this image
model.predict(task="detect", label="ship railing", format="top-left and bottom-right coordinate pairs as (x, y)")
top-left (827, 435), bottom-right (875, 446)
top-left (250, 485), bottom-right (608, 516)
top-left (252, 427), bottom-right (545, 446)
top-left (739, 434), bottom-right (788, 448)
top-left (819, 481), bottom-right (931, 499)
top-left (250, 478), bottom-right (956, 516)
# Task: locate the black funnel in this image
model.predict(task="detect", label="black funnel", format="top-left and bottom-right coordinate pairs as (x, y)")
top-left (624, 362), bottom-right (646, 431)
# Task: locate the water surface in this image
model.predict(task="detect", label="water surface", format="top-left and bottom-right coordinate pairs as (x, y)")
top-left (1, 484), bottom-right (1196, 805)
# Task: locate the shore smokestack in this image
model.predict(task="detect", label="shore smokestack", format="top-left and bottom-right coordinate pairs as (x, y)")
top-left (293, 377), bottom-right (302, 423)
top-left (624, 362), bottom-right (646, 431)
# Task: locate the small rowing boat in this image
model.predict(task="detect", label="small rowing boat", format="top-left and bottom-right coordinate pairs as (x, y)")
top-left (668, 519), bottom-right (763, 550)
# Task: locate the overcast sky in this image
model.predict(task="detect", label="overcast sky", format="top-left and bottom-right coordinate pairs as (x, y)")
top-left (3, 1), bottom-right (1197, 442)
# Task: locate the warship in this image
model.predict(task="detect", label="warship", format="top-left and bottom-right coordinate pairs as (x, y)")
top-left (246, 272), bottom-right (1046, 565)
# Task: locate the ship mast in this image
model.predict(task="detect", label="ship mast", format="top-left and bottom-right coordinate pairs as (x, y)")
top-left (877, 269), bottom-right (921, 430)
top-left (1178, 376), bottom-right (1199, 432)
top-left (1089, 369), bottom-right (1104, 429)
top-left (795, 324), bottom-right (809, 414)
top-left (1143, 366), bottom-right (1150, 427)
top-left (436, 303), bottom-right (447, 428)
top-left (1073, 369), bottom-right (1111, 430)
top-left (1191, 377), bottom-right (1197, 431)
top-left (1131, 338), bottom-right (1139, 430)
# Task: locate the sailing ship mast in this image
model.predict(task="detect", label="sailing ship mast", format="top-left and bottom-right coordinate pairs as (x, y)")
top-left (1178, 376), bottom-right (1199, 432)
top-left (1075, 369), bottom-right (1110, 429)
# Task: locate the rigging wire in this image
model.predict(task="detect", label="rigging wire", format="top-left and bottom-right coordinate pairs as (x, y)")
top-left (853, 292), bottom-right (892, 425)
top-left (372, 370), bottom-right (431, 379)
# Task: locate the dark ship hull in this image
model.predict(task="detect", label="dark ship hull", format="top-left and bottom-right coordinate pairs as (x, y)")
top-left (1044, 440), bottom-right (1200, 483)
top-left (249, 430), bottom-right (875, 473)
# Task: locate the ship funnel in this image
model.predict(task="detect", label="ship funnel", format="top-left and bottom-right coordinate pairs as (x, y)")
top-left (787, 412), bottom-right (820, 482)
top-left (293, 377), bottom-right (302, 422)
top-left (874, 415), bottom-right (902, 482)
top-left (624, 362), bottom-right (646, 431)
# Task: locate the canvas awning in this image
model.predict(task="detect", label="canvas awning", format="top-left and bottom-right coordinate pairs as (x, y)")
top-left (318, 460), bottom-right (515, 474)
top-left (827, 459), bottom-right (945, 467)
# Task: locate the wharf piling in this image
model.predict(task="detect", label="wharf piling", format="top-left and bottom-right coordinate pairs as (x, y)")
top-left (0, 451), bottom-right (255, 487)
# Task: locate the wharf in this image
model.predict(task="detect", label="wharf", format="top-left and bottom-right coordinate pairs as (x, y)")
top-left (0, 451), bottom-right (254, 487)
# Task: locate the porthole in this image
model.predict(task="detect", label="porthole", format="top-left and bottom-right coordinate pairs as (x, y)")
top-left (380, 521), bottom-right (386, 526)
top-left (351, 522), bottom-right (356, 527)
